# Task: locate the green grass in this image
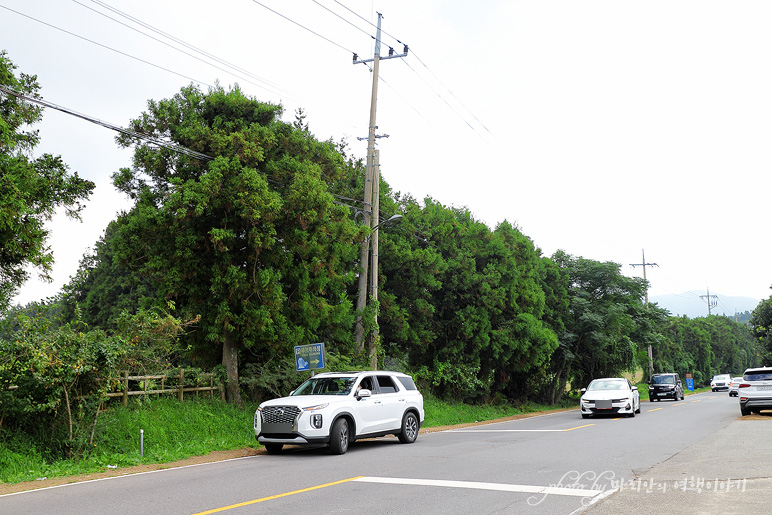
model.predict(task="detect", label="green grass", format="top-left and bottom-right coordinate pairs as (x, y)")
top-left (1, 397), bottom-right (258, 484)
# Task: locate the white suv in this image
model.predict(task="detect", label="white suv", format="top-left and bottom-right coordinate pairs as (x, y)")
top-left (254, 371), bottom-right (424, 455)
top-left (738, 366), bottom-right (772, 416)
top-left (711, 374), bottom-right (732, 392)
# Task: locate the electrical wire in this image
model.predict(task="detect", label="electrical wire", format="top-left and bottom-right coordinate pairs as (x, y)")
top-left (0, 85), bottom-right (214, 161)
top-left (311, 0), bottom-right (373, 41)
top-left (0, 4), bottom-right (212, 89)
top-left (248, 0), bottom-right (356, 55)
top-left (72, 0), bottom-right (293, 100)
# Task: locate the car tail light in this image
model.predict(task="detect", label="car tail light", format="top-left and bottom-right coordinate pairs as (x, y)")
top-left (739, 383), bottom-right (751, 389)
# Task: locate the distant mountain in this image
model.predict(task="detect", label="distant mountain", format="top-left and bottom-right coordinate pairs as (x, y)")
top-left (649, 292), bottom-right (761, 320)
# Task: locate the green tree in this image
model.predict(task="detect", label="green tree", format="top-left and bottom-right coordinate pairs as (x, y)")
top-left (110, 84), bottom-right (361, 403)
top-left (379, 197), bottom-right (558, 401)
top-left (552, 251), bottom-right (648, 391)
top-left (0, 51), bottom-right (94, 309)
top-left (61, 218), bottom-right (157, 329)
top-left (750, 296), bottom-right (772, 365)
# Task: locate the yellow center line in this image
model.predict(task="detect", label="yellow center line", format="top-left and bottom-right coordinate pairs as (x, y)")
top-left (690, 399), bottom-right (702, 403)
top-left (563, 423), bottom-right (594, 431)
top-left (647, 408), bottom-right (663, 412)
top-left (190, 476), bottom-right (364, 515)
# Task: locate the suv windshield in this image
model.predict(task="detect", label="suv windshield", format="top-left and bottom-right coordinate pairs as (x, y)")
top-left (291, 376), bottom-right (356, 396)
top-left (652, 375), bottom-right (675, 385)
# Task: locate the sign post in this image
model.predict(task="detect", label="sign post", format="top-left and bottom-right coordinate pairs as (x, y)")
top-left (685, 372), bottom-right (694, 392)
top-left (295, 343), bottom-right (325, 374)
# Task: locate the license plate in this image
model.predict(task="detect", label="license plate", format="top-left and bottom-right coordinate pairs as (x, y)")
top-left (757, 385), bottom-right (772, 391)
top-left (595, 399), bottom-right (612, 409)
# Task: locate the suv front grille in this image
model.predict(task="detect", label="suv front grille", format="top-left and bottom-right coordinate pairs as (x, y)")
top-left (261, 406), bottom-right (301, 424)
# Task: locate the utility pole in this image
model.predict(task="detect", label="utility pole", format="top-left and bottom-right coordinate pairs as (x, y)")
top-left (630, 249), bottom-right (658, 378)
top-left (701, 287), bottom-right (718, 316)
top-left (353, 13), bottom-right (408, 366)
top-left (369, 150), bottom-right (381, 369)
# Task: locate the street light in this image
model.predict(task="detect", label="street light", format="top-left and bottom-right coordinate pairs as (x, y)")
top-left (355, 213), bottom-right (402, 369)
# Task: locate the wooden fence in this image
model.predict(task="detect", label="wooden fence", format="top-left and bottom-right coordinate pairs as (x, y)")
top-left (104, 369), bottom-right (224, 406)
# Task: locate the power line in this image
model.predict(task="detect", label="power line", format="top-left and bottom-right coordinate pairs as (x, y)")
top-left (312, 0), bottom-right (373, 41)
top-left (0, 4), bottom-right (211, 88)
top-left (248, 0), bottom-right (356, 54)
top-left (72, 0), bottom-right (293, 99)
top-left (0, 85), bottom-right (214, 161)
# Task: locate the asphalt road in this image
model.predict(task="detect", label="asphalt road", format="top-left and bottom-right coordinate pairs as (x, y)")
top-left (1, 391), bottom-right (758, 515)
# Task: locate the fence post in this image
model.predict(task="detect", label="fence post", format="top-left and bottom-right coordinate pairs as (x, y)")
top-left (122, 370), bottom-right (129, 407)
top-left (178, 368), bottom-right (185, 402)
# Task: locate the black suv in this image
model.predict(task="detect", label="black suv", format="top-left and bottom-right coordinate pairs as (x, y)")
top-left (648, 373), bottom-right (684, 401)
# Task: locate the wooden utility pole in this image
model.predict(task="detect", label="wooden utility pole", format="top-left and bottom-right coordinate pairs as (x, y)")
top-left (631, 249), bottom-right (658, 377)
top-left (353, 13), bottom-right (408, 365)
top-left (369, 150), bottom-right (381, 369)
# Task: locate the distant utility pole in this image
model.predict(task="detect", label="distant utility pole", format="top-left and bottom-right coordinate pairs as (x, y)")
top-left (630, 249), bottom-right (658, 378)
top-left (700, 287), bottom-right (718, 316)
top-left (353, 13), bottom-right (408, 368)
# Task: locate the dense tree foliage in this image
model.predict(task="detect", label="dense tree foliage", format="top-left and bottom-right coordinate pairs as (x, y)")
top-left (378, 198), bottom-right (558, 401)
top-left (107, 84), bottom-right (362, 402)
top-left (750, 296), bottom-right (772, 365)
top-left (0, 51), bottom-right (94, 309)
top-left (549, 251), bottom-right (650, 396)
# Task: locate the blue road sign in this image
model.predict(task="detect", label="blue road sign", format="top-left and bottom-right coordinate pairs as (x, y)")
top-left (686, 378), bottom-right (694, 391)
top-left (295, 343), bottom-right (325, 372)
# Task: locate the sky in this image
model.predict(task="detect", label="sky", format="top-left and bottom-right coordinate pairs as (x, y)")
top-left (2, 0), bottom-right (771, 317)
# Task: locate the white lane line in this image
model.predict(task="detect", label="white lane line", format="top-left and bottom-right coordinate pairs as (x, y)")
top-left (446, 424), bottom-right (593, 433)
top-left (354, 476), bottom-right (603, 498)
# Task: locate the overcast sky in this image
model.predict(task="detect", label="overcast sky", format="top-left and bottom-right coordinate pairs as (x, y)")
top-left (3, 0), bottom-right (771, 317)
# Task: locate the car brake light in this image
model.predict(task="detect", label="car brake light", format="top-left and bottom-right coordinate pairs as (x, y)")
top-left (738, 383), bottom-right (751, 388)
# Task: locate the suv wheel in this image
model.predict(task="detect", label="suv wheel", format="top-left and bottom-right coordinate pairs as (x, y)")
top-left (741, 406), bottom-right (751, 416)
top-left (329, 418), bottom-right (350, 455)
top-left (398, 412), bottom-right (419, 444)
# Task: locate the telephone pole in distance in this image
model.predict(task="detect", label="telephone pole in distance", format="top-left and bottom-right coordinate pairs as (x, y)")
top-left (631, 249), bottom-right (658, 378)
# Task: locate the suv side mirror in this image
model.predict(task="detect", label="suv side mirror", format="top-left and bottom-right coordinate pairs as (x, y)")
top-left (357, 389), bottom-right (372, 399)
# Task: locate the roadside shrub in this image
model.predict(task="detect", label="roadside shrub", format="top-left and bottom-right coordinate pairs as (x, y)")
top-left (0, 309), bottom-right (185, 458)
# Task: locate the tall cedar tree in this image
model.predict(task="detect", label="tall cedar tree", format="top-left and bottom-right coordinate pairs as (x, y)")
top-left (111, 84), bottom-right (361, 403)
top-left (0, 51), bottom-right (94, 309)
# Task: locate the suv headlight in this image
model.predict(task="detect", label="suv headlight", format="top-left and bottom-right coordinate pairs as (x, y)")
top-left (302, 403), bottom-right (329, 412)
top-left (310, 414), bottom-right (323, 428)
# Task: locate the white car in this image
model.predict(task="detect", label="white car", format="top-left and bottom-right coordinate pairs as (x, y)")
top-left (728, 376), bottom-right (743, 397)
top-left (711, 374), bottom-right (732, 392)
top-left (580, 377), bottom-right (641, 418)
top-left (739, 367), bottom-right (772, 416)
top-left (254, 371), bottom-right (424, 455)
